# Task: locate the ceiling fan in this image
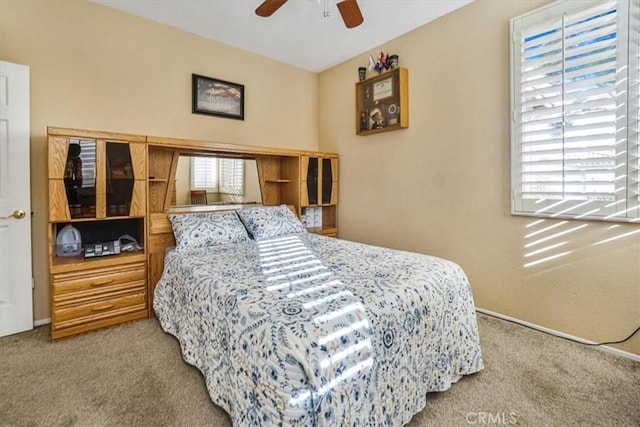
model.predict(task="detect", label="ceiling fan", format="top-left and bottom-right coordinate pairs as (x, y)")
top-left (255, 0), bottom-right (364, 29)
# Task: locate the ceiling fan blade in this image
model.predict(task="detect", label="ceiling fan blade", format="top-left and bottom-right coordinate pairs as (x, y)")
top-left (255, 0), bottom-right (288, 17)
top-left (336, 0), bottom-right (364, 29)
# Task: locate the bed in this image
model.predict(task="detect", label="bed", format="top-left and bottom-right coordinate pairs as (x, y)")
top-left (154, 205), bottom-right (483, 426)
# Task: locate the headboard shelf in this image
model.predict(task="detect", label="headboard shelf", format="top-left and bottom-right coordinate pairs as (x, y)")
top-left (166, 204), bottom-right (250, 213)
top-left (147, 135), bottom-right (301, 158)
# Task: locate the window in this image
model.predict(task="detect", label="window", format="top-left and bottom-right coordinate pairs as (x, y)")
top-left (191, 157), bottom-right (244, 195)
top-left (510, 0), bottom-right (639, 222)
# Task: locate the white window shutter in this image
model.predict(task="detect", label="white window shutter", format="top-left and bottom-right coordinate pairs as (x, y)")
top-left (630, 0), bottom-right (640, 215)
top-left (191, 157), bottom-right (218, 190)
top-left (219, 158), bottom-right (244, 195)
top-left (78, 139), bottom-right (96, 188)
top-left (511, 0), bottom-right (639, 221)
top-left (191, 157), bottom-right (244, 196)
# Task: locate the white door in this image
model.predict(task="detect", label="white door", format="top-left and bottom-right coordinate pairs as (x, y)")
top-left (0, 60), bottom-right (32, 337)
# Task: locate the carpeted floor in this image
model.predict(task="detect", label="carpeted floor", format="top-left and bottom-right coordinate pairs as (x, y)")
top-left (0, 313), bottom-right (638, 426)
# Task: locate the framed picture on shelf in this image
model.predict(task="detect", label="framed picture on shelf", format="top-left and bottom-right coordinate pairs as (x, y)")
top-left (192, 74), bottom-right (245, 120)
top-left (373, 77), bottom-right (393, 101)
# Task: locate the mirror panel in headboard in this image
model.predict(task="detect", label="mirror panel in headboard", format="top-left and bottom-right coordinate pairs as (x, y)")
top-left (171, 156), bottom-right (261, 207)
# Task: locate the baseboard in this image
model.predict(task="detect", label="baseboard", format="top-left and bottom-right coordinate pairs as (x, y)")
top-left (33, 318), bottom-right (51, 327)
top-left (475, 308), bottom-right (640, 363)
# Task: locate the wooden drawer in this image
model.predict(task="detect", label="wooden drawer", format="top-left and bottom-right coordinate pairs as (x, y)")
top-left (53, 281), bottom-right (145, 306)
top-left (52, 291), bottom-right (146, 331)
top-left (50, 260), bottom-right (147, 340)
top-left (52, 262), bottom-right (145, 299)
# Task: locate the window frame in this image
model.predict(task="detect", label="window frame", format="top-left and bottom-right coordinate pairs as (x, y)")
top-left (510, 0), bottom-right (639, 223)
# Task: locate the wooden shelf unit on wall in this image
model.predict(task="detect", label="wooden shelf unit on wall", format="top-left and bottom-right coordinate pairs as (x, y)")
top-left (355, 67), bottom-right (408, 136)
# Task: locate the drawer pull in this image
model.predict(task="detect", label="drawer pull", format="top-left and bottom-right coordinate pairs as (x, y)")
top-left (90, 280), bottom-right (115, 287)
top-left (91, 304), bottom-right (115, 312)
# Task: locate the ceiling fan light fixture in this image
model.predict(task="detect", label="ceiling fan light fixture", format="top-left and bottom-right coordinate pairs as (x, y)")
top-left (322, 0), bottom-right (330, 18)
top-left (255, 0), bottom-right (364, 28)
top-left (336, 0), bottom-right (364, 28)
top-left (255, 0), bottom-right (288, 17)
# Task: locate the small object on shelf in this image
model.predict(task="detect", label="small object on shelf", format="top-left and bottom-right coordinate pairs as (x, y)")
top-left (84, 240), bottom-right (121, 259)
top-left (360, 112), bottom-right (368, 131)
top-left (388, 54), bottom-right (399, 69)
top-left (56, 223), bottom-right (82, 257)
top-left (111, 168), bottom-right (126, 178)
top-left (379, 51), bottom-right (388, 70)
top-left (71, 204), bottom-right (82, 218)
top-left (313, 207), bottom-right (322, 228)
top-left (358, 67), bottom-right (366, 81)
top-left (366, 52), bottom-right (398, 74)
top-left (371, 110), bottom-right (384, 129)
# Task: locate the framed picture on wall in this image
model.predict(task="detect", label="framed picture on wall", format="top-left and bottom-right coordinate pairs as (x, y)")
top-left (192, 74), bottom-right (245, 120)
top-left (355, 67), bottom-right (408, 135)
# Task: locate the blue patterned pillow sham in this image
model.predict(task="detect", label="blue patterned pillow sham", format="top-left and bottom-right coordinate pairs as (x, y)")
top-left (236, 204), bottom-right (306, 241)
top-left (168, 211), bottom-right (250, 252)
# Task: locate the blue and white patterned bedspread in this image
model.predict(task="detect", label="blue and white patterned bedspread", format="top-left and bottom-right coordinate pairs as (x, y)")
top-left (154, 233), bottom-right (483, 426)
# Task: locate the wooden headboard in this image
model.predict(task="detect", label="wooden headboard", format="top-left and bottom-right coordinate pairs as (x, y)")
top-left (147, 205), bottom-right (242, 312)
top-left (145, 134), bottom-right (335, 316)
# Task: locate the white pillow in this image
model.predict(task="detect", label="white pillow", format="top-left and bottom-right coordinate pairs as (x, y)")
top-left (168, 211), bottom-right (250, 252)
top-left (236, 205), bottom-right (306, 241)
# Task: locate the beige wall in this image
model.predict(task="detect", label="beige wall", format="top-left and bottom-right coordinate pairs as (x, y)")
top-left (319, 0), bottom-right (640, 355)
top-left (0, 0), bottom-right (319, 321)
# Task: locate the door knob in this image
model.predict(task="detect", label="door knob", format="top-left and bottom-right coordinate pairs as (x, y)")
top-left (0, 209), bottom-right (26, 220)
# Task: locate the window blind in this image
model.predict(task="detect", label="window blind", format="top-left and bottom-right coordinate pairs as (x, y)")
top-left (631, 0), bottom-right (640, 207)
top-left (511, 0), bottom-right (640, 222)
top-left (191, 157), bottom-right (218, 190)
top-left (191, 157), bottom-right (244, 195)
top-left (78, 139), bottom-right (96, 188)
top-left (219, 158), bottom-right (244, 195)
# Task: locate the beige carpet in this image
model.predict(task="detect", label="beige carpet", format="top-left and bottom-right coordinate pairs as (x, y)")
top-left (0, 314), bottom-right (638, 426)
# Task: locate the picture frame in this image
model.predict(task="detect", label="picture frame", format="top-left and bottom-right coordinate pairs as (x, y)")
top-left (192, 74), bottom-right (244, 120)
top-left (355, 67), bottom-right (408, 136)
